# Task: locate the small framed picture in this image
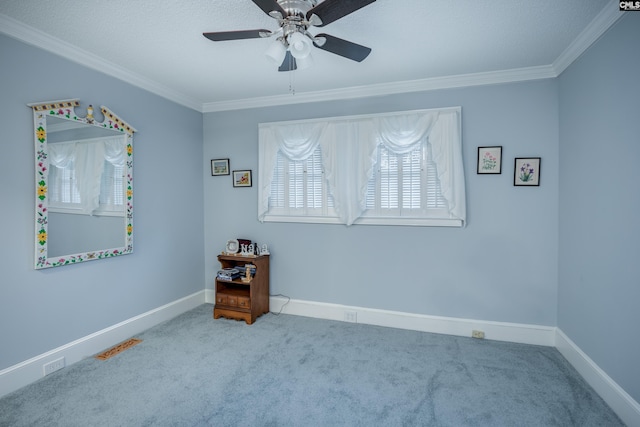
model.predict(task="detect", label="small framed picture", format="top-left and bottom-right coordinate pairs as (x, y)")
top-left (211, 158), bottom-right (230, 176)
top-left (477, 146), bottom-right (502, 174)
top-left (514, 157), bottom-right (541, 186)
top-left (232, 170), bottom-right (252, 187)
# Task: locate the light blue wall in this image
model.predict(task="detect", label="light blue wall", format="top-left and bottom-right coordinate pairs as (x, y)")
top-left (0, 34), bottom-right (205, 370)
top-left (5, 12), bottom-right (636, 407)
top-left (204, 80), bottom-right (560, 326)
top-left (558, 13), bottom-right (640, 403)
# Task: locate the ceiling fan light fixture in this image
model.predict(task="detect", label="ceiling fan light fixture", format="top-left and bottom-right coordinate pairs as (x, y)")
top-left (265, 39), bottom-right (287, 65)
top-left (293, 52), bottom-right (313, 70)
top-left (287, 32), bottom-right (312, 59)
top-left (203, 0), bottom-right (377, 72)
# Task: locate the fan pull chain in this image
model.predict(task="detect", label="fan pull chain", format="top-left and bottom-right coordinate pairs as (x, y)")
top-left (289, 69), bottom-right (296, 95)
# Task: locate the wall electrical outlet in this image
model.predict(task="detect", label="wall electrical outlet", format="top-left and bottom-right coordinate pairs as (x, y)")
top-left (344, 311), bottom-right (357, 323)
top-left (43, 357), bottom-right (65, 376)
top-left (471, 330), bottom-right (485, 339)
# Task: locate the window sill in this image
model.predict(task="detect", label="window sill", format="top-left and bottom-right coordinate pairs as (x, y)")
top-left (49, 207), bottom-right (124, 217)
top-left (261, 215), bottom-right (462, 227)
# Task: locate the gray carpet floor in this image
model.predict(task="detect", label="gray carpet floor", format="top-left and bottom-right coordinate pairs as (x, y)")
top-left (0, 304), bottom-right (624, 426)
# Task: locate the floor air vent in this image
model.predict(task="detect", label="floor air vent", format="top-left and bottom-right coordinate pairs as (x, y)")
top-left (95, 338), bottom-right (142, 360)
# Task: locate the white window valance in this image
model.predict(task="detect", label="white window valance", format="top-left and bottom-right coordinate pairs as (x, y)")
top-left (258, 107), bottom-right (465, 226)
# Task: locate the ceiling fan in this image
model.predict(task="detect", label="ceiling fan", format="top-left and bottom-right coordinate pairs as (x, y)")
top-left (203, 0), bottom-right (376, 72)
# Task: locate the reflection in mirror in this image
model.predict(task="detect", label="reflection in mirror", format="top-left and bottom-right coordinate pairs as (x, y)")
top-left (29, 99), bottom-right (135, 269)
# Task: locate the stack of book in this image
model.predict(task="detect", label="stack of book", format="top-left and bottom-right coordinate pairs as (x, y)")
top-left (217, 268), bottom-right (240, 281)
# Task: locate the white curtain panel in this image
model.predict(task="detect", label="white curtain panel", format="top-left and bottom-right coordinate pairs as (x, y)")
top-left (73, 140), bottom-right (105, 214)
top-left (47, 135), bottom-right (126, 215)
top-left (259, 108), bottom-right (465, 225)
top-left (428, 111), bottom-right (466, 222)
top-left (103, 136), bottom-right (126, 167)
top-left (48, 140), bottom-right (76, 168)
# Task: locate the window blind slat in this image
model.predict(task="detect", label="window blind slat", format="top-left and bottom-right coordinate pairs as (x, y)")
top-left (270, 146), bottom-right (331, 213)
top-left (365, 142), bottom-right (446, 216)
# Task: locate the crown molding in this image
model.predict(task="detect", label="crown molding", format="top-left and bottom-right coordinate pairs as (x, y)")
top-left (553, 5), bottom-right (625, 75)
top-left (202, 3), bottom-right (622, 113)
top-left (0, 14), bottom-right (202, 112)
top-left (2, 2), bottom-right (622, 114)
top-left (202, 65), bottom-right (557, 112)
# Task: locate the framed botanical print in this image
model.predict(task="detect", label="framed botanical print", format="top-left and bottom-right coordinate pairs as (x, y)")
top-left (514, 157), bottom-right (541, 186)
top-left (477, 146), bottom-right (502, 174)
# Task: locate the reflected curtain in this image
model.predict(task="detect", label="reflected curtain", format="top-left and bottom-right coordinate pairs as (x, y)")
top-left (48, 135), bottom-right (126, 214)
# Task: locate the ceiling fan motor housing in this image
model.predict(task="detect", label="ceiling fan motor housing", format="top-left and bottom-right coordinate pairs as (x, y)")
top-left (273, 0), bottom-right (320, 40)
top-left (278, 0), bottom-right (318, 18)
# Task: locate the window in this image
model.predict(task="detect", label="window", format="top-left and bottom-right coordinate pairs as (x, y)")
top-left (362, 142), bottom-right (449, 223)
top-left (49, 160), bottom-right (125, 216)
top-left (47, 135), bottom-right (127, 216)
top-left (269, 146), bottom-right (336, 219)
top-left (49, 160), bottom-right (81, 206)
top-left (258, 107), bottom-right (465, 227)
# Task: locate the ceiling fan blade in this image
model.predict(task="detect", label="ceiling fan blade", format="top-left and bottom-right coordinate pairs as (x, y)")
top-left (313, 33), bottom-right (371, 62)
top-left (307, 0), bottom-right (376, 27)
top-left (203, 30), bottom-right (271, 41)
top-left (278, 51), bottom-right (297, 72)
top-left (251, 0), bottom-right (286, 17)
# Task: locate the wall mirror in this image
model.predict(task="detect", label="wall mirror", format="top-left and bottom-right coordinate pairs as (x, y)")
top-left (29, 99), bottom-right (135, 269)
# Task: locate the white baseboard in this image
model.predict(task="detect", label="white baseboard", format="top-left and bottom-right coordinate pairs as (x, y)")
top-left (270, 297), bottom-right (639, 424)
top-left (205, 288), bottom-right (215, 304)
top-left (269, 296), bottom-right (556, 346)
top-left (555, 328), bottom-right (640, 427)
top-left (4, 291), bottom-right (636, 426)
top-left (0, 290), bottom-right (205, 398)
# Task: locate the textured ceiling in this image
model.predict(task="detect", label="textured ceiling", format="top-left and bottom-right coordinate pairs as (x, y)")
top-left (0, 0), bottom-right (617, 111)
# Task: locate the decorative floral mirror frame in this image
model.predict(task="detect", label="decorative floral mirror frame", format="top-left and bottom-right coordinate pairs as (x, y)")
top-left (29, 99), bottom-right (135, 269)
